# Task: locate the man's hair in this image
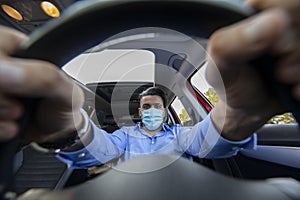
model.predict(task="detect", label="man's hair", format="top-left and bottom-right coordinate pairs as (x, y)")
top-left (139, 86), bottom-right (167, 107)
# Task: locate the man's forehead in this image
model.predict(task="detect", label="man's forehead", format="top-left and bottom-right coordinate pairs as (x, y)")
top-left (140, 95), bottom-right (163, 103)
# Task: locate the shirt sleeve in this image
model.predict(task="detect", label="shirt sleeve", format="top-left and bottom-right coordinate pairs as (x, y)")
top-left (56, 121), bottom-right (126, 169)
top-left (181, 112), bottom-right (257, 159)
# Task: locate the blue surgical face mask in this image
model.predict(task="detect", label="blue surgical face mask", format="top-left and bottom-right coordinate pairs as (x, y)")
top-left (142, 108), bottom-right (163, 131)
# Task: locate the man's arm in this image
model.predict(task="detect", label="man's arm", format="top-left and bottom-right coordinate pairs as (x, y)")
top-left (55, 122), bottom-right (126, 169)
top-left (179, 113), bottom-right (257, 159)
top-left (206, 1), bottom-right (300, 141)
top-left (182, 0), bottom-right (300, 158)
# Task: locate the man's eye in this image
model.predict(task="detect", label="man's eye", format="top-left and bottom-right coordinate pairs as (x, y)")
top-left (142, 104), bottom-right (151, 109)
top-left (154, 104), bottom-right (162, 109)
top-left (142, 103), bottom-right (162, 109)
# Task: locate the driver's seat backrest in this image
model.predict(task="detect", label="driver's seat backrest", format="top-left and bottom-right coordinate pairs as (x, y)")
top-left (13, 145), bottom-right (72, 195)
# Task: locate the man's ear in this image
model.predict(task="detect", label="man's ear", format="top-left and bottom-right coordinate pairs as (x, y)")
top-left (163, 108), bottom-right (168, 122)
top-left (138, 108), bottom-right (142, 118)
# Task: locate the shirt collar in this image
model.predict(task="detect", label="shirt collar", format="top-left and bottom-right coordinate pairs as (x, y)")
top-left (136, 122), bottom-right (170, 137)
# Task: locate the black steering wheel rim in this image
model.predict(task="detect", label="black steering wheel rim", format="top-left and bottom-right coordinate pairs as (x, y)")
top-left (16, 0), bottom-right (251, 66)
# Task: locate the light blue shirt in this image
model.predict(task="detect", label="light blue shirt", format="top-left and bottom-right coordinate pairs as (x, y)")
top-left (57, 113), bottom-right (257, 169)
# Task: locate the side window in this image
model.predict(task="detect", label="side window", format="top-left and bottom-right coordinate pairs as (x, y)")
top-left (170, 97), bottom-right (193, 126)
top-left (190, 63), bottom-right (297, 125)
top-left (190, 64), bottom-right (219, 106)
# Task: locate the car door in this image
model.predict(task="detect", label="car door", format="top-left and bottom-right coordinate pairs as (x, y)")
top-left (189, 67), bottom-right (300, 182)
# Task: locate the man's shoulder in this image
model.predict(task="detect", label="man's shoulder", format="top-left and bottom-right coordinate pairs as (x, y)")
top-left (163, 123), bottom-right (181, 131)
top-left (119, 124), bottom-right (139, 132)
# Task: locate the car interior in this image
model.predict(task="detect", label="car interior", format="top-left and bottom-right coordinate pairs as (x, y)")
top-left (0, 0), bottom-right (300, 199)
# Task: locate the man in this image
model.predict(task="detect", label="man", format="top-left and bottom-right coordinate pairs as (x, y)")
top-left (55, 86), bottom-right (255, 168)
top-left (0, 0), bottom-right (299, 168)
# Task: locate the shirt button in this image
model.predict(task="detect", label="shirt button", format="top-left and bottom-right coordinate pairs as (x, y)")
top-left (232, 146), bottom-right (238, 151)
top-left (78, 153), bottom-right (86, 158)
top-left (151, 141), bottom-right (155, 144)
top-left (54, 149), bottom-right (61, 153)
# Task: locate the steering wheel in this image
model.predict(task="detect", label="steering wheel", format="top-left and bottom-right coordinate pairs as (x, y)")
top-left (0, 0), bottom-right (299, 199)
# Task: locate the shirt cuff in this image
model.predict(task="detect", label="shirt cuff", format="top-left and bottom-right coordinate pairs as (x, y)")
top-left (203, 113), bottom-right (257, 158)
top-left (55, 121), bottom-right (103, 169)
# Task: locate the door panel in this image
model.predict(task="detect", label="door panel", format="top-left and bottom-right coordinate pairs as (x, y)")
top-left (212, 124), bottom-right (300, 181)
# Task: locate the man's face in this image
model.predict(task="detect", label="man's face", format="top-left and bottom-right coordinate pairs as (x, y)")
top-left (139, 95), bottom-right (165, 118)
